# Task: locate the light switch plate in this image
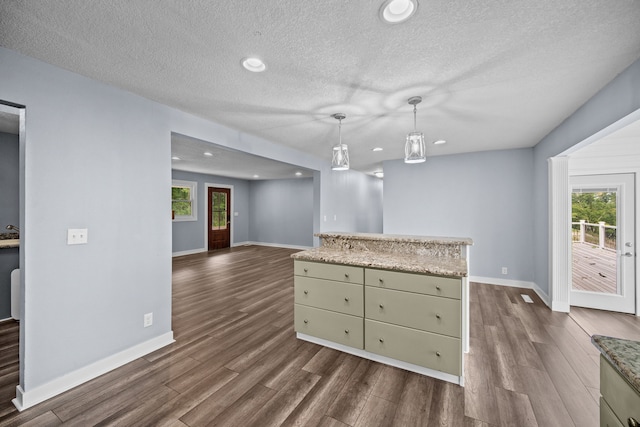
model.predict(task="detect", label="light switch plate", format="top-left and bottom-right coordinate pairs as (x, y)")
top-left (67, 228), bottom-right (88, 245)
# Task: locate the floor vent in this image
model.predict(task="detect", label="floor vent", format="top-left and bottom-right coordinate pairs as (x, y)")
top-left (521, 294), bottom-right (534, 304)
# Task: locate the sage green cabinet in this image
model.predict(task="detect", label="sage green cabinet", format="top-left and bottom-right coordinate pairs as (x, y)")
top-left (293, 260), bottom-right (464, 382)
top-left (294, 304), bottom-right (364, 349)
top-left (600, 355), bottom-right (640, 427)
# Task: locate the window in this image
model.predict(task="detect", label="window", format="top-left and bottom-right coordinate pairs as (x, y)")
top-left (211, 190), bottom-right (228, 230)
top-left (172, 180), bottom-right (197, 221)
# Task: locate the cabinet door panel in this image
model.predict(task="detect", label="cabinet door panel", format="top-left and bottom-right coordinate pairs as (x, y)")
top-left (295, 304), bottom-right (363, 349)
top-left (365, 268), bottom-right (461, 299)
top-left (600, 397), bottom-right (624, 427)
top-left (365, 319), bottom-right (461, 375)
top-left (366, 286), bottom-right (461, 338)
top-left (295, 277), bottom-right (363, 316)
top-left (600, 356), bottom-right (640, 424)
top-left (295, 260), bottom-right (363, 284)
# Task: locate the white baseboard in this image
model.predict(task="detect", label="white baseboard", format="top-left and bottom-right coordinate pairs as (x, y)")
top-left (12, 331), bottom-right (174, 412)
top-left (173, 242), bottom-right (312, 257)
top-left (297, 333), bottom-right (463, 386)
top-left (237, 241), bottom-right (312, 251)
top-left (469, 276), bottom-right (551, 308)
top-left (172, 248), bottom-right (207, 257)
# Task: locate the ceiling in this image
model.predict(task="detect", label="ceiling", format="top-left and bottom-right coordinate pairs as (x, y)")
top-left (1, 1), bottom-right (640, 176)
top-left (171, 133), bottom-right (315, 180)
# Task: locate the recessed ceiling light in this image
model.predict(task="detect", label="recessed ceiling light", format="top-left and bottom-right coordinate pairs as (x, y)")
top-left (433, 139), bottom-right (447, 145)
top-left (372, 147), bottom-right (383, 152)
top-left (374, 171), bottom-right (384, 178)
top-left (253, 174), bottom-right (259, 179)
top-left (171, 156), bottom-right (180, 160)
top-left (295, 171), bottom-right (303, 176)
top-left (242, 57), bottom-right (266, 72)
top-left (379, 0), bottom-right (417, 24)
top-left (204, 152), bottom-right (213, 156)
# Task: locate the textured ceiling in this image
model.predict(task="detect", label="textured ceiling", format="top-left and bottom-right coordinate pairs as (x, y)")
top-left (1, 0), bottom-right (640, 176)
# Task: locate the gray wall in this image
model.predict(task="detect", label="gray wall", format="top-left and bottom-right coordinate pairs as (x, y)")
top-left (0, 131), bottom-right (20, 319)
top-left (319, 169), bottom-right (383, 234)
top-left (171, 170), bottom-right (250, 253)
top-left (2, 48), bottom-right (173, 391)
top-left (249, 178), bottom-right (314, 247)
top-left (383, 149), bottom-right (534, 281)
top-left (1, 46), bottom-right (383, 399)
top-left (532, 58), bottom-right (640, 295)
top-left (171, 171), bottom-right (315, 252)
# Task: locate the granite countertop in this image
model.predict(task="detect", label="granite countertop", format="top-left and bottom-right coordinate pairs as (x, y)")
top-left (291, 246), bottom-right (468, 277)
top-left (316, 232), bottom-right (473, 246)
top-left (592, 335), bottom-right (640, 393)
top-left (0, 233), bottom-right (19, 249)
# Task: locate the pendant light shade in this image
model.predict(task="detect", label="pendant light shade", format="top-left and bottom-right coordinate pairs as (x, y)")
top-left (331, 113), bottom-right (350, 171)
top-left (404, 96), bottom-right (426, 164)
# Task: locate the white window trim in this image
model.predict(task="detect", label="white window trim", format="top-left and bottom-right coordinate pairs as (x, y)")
top-left (172, 179), bottom-right (197, 222)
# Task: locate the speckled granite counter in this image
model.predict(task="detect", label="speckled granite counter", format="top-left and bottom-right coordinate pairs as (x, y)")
top-left (292, 232), bottom-right (472, 277)
top-left (593, 335), bottom-right (640, 393)
top-left (0, 233), bottom-right (19, 249)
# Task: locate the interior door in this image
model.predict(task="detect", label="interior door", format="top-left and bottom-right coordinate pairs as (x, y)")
top-left (570, 174), bottom-right (635, 313)
top-left (208, 187), bottom-right (231, 250)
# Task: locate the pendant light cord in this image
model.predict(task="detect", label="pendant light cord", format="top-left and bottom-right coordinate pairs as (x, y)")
top-left (413, 104), bottom-right (417, 131)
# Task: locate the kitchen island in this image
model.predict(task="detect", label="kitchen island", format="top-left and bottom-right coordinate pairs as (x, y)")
top-left (592, 335), bottom-right (640, 426)
top-left (291, 232), bottom-right (472, 386)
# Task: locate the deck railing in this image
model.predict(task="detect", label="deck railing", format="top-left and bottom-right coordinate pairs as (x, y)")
top-left (571, 220), bottom-right (616, 251)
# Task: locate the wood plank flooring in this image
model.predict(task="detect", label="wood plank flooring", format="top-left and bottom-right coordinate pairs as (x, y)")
top-left (572, 242), bottom-right (616, 293)
top-left (0, 245), bottom-right (639, 426)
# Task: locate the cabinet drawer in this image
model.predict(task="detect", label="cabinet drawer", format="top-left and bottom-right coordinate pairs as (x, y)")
top-left (365, 268), bottom-right (461, 299)
top-left (295, 261), bottom-right (363, 284)
top-left (295, 276), bottom-right (363, 316)
top-left (600, 397), bottom-right (624, 427)
top-left (365, 319), bottom-right (461, 375)
top-left (365, 286), bottom-right (461, 338)
top-left (601, 355), bottom-right (640, 425)
top-left (295, 304), bottom-right (363, 349)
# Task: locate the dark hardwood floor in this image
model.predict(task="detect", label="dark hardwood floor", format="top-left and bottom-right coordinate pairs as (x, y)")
top-left (1, 245), bottom-right (639, 426)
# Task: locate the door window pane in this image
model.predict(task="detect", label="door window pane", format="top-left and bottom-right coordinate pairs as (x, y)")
top-left (212, 192), bottom-right (227, 230)
top-left (571, 190), bottom-right (617, 294)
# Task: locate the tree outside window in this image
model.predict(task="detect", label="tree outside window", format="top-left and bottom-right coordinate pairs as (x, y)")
top-left (172, 180), bottom-right (197, 221)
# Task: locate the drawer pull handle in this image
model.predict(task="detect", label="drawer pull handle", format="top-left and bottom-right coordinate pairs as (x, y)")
top-left (304, 290), bottom-right (308, 295)
top-left (435, 313), bottom-right (441, 319)
top-left (436, 351), bottom-right (441, 357)
top-left (344, 329), bottom-right (349, 334)
top-left (344, 273), bottom-right (349, 278)
top-left (379, 278), bottom-right (383, 283)
top-left (303, 319), bottom-right (308, 324)
top-left (435, 285), bottom-right (441, 291)
top-left (379, 304), bottom-right (384, 309)
top-left (303, 268), bottom-right (308, 273)
top-left (379, 338), bottom-right (384, 343)
top-left (344, 297), bottom-right (349, 302)
top-left (629, 418), bottom-right (639, 427)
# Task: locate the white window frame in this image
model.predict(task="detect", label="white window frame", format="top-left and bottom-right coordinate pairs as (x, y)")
top-left (172, 179), bottom-right (197, 222)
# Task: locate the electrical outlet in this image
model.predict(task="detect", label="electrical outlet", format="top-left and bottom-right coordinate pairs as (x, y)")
top-left (67, 228), bottom-right (88, 245)
top-left (501, 267), bottom-right (508, 275)
top-left (143, 312), bottom-right (153, 328)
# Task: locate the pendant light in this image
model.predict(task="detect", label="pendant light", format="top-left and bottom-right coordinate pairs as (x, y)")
top-left (404, 96), bottom-right (426, 164)
top-left (331, 113), bottom-right (349, 171)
